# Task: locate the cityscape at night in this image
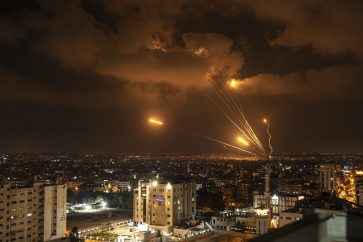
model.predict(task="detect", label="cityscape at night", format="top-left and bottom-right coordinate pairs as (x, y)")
top-left (1, 1), bottom-right (363, 242)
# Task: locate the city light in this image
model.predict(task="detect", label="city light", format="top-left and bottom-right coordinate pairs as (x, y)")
top-left (100, 201), bottom-right (107, 209)
top-left (166, 182), bottom-right (171, 189)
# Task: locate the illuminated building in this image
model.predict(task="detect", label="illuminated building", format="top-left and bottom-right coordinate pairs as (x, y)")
top-left (336, 171), bottom-right (356, 203)
top-left (254, 193), bottom-right (303, 215)
top-left (133, 179), bottom-right (196, 226)
top-left (255, 208), bottom-right (271, 235)
top-left (254, 170), bottom-right (304, 216)
top-left (103, 180), bottom-right (131, 192)
top-left (0, 180), bottom-right (67, 241)
top-left (210, 208), bottom-right (270, 234)
top-left (355, 175), bottom-right (363, 206)
top-left (320, 164), bottom-right (339, 192)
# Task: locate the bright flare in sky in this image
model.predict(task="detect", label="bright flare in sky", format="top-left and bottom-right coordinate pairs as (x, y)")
top-left (148, 118), bottom-right (163, 126)
top-left (237, 136), bottom-right (249, 146)
top-left (228, 79), bottom-right (238, 89)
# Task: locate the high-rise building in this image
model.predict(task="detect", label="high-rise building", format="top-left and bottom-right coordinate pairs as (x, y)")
top-left (320, 164), bottom-right (339, 192)
top-left (0, 181), bottom-right (67, 242)
top-left (133, 179), bottom-right (196, 226)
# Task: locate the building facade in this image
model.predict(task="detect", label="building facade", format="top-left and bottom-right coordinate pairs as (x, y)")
top-left (278, 208), bottom-right (303, 228)
top-left (253, 193), bottom-right (303, 216)
top-left (0, 181), bottom-right (67, 242)
top-left (355, 175), bottom-right (363, 206)
top-left (133, 180), bottom-right (196, 226)
top-left (320, 164), bottom-right (339, 192)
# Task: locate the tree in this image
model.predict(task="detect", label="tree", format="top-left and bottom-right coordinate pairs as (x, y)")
top-left (69, 226), bottom-right (79, 242)
top-left (197, 189), bottom-right (225, 211)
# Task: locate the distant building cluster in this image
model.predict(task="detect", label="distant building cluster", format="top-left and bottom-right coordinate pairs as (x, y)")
top-left (1, 153), bottom-right (363, 241)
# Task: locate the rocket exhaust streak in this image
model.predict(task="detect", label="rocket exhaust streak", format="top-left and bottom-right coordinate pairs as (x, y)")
top-left (237, 137), bottom-right (249, 146)
top-left (176, 127), bottom-right (257, 156)
top-left (206, 93), bottom-right (256, 146)
top-left (263, 118), bottom-right (273, 155)
top-left (267, 123), bottom-right (273, 155)
top-left (222, 89), bottom-right (265, 152)
top-left (147, 117), bottom-right (256, 155)
top-left (210, 91), bottom-right (263, 154)
top-left (220, 86), bottom-right (265, 152)
top-left (148, 118), bottom-right (163, 126)
top-left (207, 79), bottom-right (265, 154)
top-left (210, 91), bottom-right (261, 152)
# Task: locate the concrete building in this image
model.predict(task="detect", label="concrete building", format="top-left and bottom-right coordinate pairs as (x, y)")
top-left (254, 193), bottom-right (304, 216)
top-left (251, 209), bottom-right (363, 242)
top-left (211, 212), bottom-right (234, 231)
top-left (236, 215), bottom-right (256, 231)
top-left (0, 181), bottom-right (67, 242)
top-left (255, 208), bottom-right (270, 235)
top-left (278, 208), bottom-right (303, 228)
top-left (320, 164), bottom-right (339, 192)
top-left (133, 179), bottom-right (196, 227)
top-left (210, 208), bottom-right (270, 235)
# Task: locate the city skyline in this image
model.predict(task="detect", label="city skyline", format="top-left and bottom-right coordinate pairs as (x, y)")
top-left (1, 1), bottom-right (363, 153)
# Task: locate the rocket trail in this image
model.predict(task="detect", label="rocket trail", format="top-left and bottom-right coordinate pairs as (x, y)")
top-left (263, 119), bottom-right (273, 155)
top-left (206, 80), bottom-right (265, 154)
top-left (147, 116), bottom-right (256, 156)
top-left (176, 127), bottom-right (257, 156)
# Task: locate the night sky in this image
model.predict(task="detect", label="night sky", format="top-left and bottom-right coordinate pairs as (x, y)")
top-left (1, 0), bottom-right (362, 153)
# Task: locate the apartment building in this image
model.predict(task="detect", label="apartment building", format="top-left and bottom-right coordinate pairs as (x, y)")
top-left (133, 179), bottom-right (196, 226)
top-left (0, 181), bottom-right (66, 242)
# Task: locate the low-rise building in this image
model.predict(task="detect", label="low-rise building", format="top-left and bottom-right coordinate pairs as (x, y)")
top-left (254, 192), bottom-right (304, 215)
top-left (278, 208), bottom-right (303, 228)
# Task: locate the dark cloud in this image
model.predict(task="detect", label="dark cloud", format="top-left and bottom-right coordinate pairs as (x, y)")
top-left (0, 0), bottom-right (362, 153)
top-left (244, 0), bottom-right (363, 57)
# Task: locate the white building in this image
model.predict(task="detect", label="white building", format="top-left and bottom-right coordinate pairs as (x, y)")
top-left (211, 208), bottom-right (270, 235)
top-left (254, 193), bottom-right (304, 215)
top-left (255, 208), bottom-right (270, 235)
top-left (0, 181), bottom-right (67, 242)
top-left (211, 211), bottom-right (235, 231)
top-left (133, 179), bottom-right (196, 226)
top-left (278, 208), bottom-right (303, 228)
